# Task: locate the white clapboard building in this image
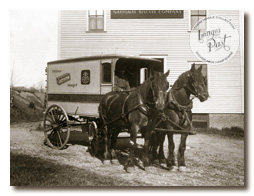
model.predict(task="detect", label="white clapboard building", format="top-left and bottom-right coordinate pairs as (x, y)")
top-left (56, 10), bottom-right (244, 129)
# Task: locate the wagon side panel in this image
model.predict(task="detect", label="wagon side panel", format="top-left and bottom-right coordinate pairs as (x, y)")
top-left (47, 60), bottom-right (101, 117)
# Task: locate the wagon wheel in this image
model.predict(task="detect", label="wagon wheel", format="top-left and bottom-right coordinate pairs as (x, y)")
top-left (43, 104), bottom-right (70, 150)
top-left (88, 121), bottom-right (97, 143)
top-left (88, 121), bottom-right (100, 156)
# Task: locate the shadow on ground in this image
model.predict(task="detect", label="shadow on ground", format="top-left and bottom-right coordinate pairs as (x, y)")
top-left (63, 130), bottom-right (147, 170)
top-left (10, 152), bottom-right (140, 186)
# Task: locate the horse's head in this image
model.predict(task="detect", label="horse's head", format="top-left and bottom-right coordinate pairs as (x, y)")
top-left (149, 70), bottom-right (170, 111)
top-left (187, 63), bottom-right (209, 102)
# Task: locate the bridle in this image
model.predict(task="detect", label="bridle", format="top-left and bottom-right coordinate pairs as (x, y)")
top-left (145, 78), bottom-right (166, 110)
top-left (184, 72), bottom-right (206, 99)
top-left (145, 79), bottom-right (157, 106)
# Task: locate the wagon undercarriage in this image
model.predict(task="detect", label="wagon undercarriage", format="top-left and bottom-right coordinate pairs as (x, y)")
top-left (43, 104), bottom-right (196, 150)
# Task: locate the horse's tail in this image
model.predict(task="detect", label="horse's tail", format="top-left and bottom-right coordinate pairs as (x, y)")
top-left (98, 103), bottom-right (105, 122)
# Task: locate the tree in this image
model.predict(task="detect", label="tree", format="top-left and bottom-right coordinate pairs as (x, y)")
top-left (37, 79), bottom-right (46, 92)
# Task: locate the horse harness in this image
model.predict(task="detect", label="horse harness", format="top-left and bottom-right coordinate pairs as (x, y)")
top-left (101, 89), bottom-right (157, 129)
top-left (121, 89), bottom-right (159, 121)
top-left (157, 72), bottom-right (199, 130)
top-left (166, 89), bottom-right (193, 127)
top-left (151, 88), bottom-right (195, 132)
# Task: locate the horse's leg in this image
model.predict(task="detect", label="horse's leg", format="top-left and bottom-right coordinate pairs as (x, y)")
top-left (158, 132), bottom-right (167, 165)
top-left (151, 132), bottom-right (159, 164)
top-left (177, 111), bottom-right (192, 171)
top-left (124, 124), bottom-right (138, 172)
top-left (167, 133), bottom-right (177, 170)
top-left (151, 132), bottom-right (164, 165)
top-left (143, 130), bottom-right (152, 167)
top-left (110, 128), bottom-right (120, 163)
top-left (102, 126), bottom-right (111, 163)
top-left (177, 133), bottom-right (188, 171)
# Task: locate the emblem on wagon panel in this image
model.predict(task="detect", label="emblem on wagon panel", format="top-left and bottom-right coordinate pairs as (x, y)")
top-left (56, 73), bottom-right (71, 85)
top-left (81, 70), bottom-right (90, 85)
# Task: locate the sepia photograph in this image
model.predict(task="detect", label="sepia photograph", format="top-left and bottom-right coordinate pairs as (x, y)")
top-left (7, 3), bottom-right (249, 190)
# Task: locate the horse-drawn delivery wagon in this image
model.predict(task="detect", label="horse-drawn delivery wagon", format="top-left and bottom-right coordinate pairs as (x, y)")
top-left (44, 54), bottom-right (208, 171)
top-left (43, 54), bottom-right (164, 150)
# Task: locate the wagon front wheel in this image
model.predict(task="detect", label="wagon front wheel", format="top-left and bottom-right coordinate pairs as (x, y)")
top-left (43, 104), bottom-right (70, 150)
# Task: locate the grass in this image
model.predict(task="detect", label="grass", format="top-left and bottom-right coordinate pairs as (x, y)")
top-left (10, 90), bottom-right (44, 124)
top-left (196, 126), bottom-right (244, 139)
top-left (10, 153), bottom-right (138, 186)
top-left (10, 105), bottom-right (43, 124)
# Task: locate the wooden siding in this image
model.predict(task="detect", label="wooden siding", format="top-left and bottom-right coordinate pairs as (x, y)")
top-left (58, 10), bottom-right (244, 114)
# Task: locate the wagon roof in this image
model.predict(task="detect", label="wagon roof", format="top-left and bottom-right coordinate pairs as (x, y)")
top-left (47, 54), bottom-right (161, 65)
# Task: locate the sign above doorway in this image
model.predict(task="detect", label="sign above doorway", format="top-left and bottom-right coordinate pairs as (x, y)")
top-left (111, 10), bottom-right (184, 19)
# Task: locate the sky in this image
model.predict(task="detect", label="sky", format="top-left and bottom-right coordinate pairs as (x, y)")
top-left (10, 10), bottom-right (58, 88)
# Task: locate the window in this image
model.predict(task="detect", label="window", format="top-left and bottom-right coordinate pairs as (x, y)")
top-left (190, 10), bottom-right (207, 30)
top-left (140, 68), bottom-right (148, 84)
top-left (88, 10), bottom-right (105, 31)
top-left (101, 62), bottom-right (111, 83)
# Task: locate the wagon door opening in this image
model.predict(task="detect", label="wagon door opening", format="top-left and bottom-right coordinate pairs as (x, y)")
top-left (114, 58), bottom-right (162, 90)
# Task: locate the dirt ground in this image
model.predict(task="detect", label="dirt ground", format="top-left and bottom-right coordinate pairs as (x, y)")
top-left (10, 122), bottom-right (245, 186)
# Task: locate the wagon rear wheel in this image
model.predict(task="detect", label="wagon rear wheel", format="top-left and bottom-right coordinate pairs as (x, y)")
top-left (88, 121), bottom-right (99, 156)
top-left (88, 121), bottom-right (97, 143)
top-left (43, 104), bottom-right (70, 150)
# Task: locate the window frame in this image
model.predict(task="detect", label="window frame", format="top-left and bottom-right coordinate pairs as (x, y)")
top-left (188, 10), bottom-right (208, 31)
top-left (101, 62), bottom-right (112, 84)
top-left (86, 10), bottom-right (106, 32)
top-left (139, 55), bottom-right (167, 74)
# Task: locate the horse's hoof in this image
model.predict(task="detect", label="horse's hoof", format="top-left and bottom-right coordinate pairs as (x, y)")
top-left (111, 159), bottom-right (119, 164)
top-left (153, 159), bottom-right (160, 165)
top-left (125, 166), bottom-right (136, 173)
top-left (168, 166), bottom-right (178, 172)
top-left (103, 160), bottom-right (111, 165)
top-left (159, 159), bottom-right (167, 164)
top-left (142, 158), bottom-right (150, 168)
top-left (88, 147), bottom-right (95, 157)
top-left (159, 159), bottom-right (167, 167)
top-left (178, 166), bottom-right (188, 172)
top-left (159, 162), bottom-right (167, 168)
top-left (189, 129), bottom-right (197, 135)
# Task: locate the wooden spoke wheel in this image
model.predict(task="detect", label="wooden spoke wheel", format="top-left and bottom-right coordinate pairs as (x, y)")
top-left (88, 121), bottom-right (97, 143)
top-left (44, 104), bottom-right (70, 150)
top-left (89, 121), bottom-right (101, 156)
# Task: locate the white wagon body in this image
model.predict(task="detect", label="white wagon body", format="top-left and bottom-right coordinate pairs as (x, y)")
top-left (44, 54), bottom-right (162, 149)
top-left (46, 54), bottom-right (162, 118)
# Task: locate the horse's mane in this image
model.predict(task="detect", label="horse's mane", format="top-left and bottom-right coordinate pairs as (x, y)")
top-left (172, 70), bottom-right (190, 89)
top-left (136, 76), bottom-right (153, 103)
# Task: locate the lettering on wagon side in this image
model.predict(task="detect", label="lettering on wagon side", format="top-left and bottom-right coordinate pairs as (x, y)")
top-left (56, 73), bottom-right (71, 85)
top-left (52, 69), bottom-right (62, 73)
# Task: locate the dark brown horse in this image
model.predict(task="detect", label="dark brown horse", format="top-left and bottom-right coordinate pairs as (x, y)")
top-left (99, 71), bottom-right (170, 172)
top-left (151, 63), bottom-right (209, 171)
